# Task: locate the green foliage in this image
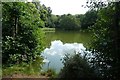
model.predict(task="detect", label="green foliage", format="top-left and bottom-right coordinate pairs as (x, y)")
top-left (90, 2), bottom-right (120, 79)
top-left (80, 9), bottom-right (98, 29)
top-left (58, 53), bottom-right (95, 79)
top-left (2, 2), bottom-right (45, 66)
top-left (52, 11), bottom-right (97, 30)
top-left (33, 2), bottom-right (53, 28)
top-left (58, 14), bottom-right (80, 30)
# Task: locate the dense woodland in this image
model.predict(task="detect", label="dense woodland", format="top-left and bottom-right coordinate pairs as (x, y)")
top-left (2, 1), bottom-right (120, 79)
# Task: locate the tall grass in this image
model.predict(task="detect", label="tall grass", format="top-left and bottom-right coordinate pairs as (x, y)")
top-left (3, 57), bottom-right (44, 77)
top-left (40, 68), bottom-right (58, 78)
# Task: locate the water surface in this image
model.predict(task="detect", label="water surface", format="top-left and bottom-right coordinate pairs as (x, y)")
top-left (42, 31), bottom-right (92, 73)
top-left (44, 31), bottom-right (92, 48)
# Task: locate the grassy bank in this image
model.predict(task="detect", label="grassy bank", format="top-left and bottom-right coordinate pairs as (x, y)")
top-left (2, 64), bottom-right (57, 78)
top-left (3, 64), bottom-right (40, 77)
top-left (41, 27), bottom-right (92, 33)
top-left (41, 28), bottom-right (55, 32)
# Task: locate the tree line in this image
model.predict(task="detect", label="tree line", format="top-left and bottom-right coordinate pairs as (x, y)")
top-left (46, 10), bottom-right (98, 30)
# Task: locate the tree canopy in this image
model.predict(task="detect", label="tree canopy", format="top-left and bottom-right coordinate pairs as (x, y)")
top-left (2, 2), bottom-right (45, 66)
top-left (89, 2), bottom-right (120, 79)
top-left (56, 14), bottom-right (80, 30)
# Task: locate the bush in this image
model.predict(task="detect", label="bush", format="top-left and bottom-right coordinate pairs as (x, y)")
top-left (58, 53), bottom-right (96, 79)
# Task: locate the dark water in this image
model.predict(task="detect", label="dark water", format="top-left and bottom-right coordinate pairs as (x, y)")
top-left (41, 31), bottom-right (92, 73)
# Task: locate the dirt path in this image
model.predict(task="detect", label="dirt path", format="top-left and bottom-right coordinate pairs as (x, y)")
top-left (2, 74), bottom-right (49, 79)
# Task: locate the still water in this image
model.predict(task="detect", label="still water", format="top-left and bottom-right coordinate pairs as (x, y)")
top-left (41, 31), bottom-right (92, 73)
top-left (44, 31), bottom-right (92, 48)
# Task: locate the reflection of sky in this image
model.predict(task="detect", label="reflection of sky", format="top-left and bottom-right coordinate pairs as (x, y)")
top-left (41, 40), bottom-right (89, 73)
